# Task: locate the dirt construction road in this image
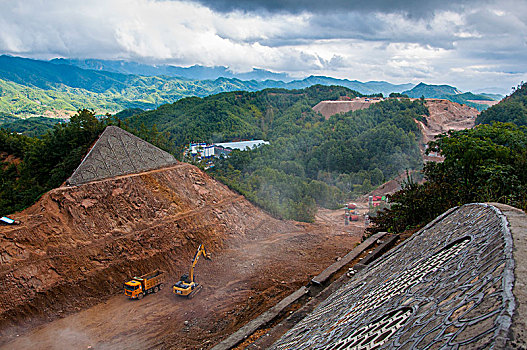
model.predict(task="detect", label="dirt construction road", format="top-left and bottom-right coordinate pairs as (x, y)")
top-left (1, 208), bottom-right (363, 350)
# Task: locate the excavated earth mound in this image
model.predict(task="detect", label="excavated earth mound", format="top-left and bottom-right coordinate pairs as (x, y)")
top-left (271, 203), bottom-right (527, 349)
top-left (420, 99), bottom-right (478, 146)
top-left (0, 163), bottom-right (293, 333)
top-left (312, 100), bottom-right (381, 119)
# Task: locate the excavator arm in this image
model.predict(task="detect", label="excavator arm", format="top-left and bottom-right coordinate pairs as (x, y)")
top-left (174, 243), bottom-right (212, 298)
top-left (188, 244), bottom-right (212, 283)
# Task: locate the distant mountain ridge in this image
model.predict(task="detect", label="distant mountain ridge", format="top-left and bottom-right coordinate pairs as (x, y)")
top-left (0, 55), bottom-right (417, 116)
top-left (50, 58), bottom-right (293, 82)
top-left (0, 55), bottom-right (130, 93)
top-left (50, 57), bottom-right (415, 96)
top-left (0, 55), bottom-right (502, 117)
top-left (403, 82), bottom-right (462, 98)
top-left (402, 82), bottom-right (501, 111)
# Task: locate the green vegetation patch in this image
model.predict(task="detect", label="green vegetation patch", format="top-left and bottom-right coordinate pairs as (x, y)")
top-left (369, 122), bottom-right (527, 234)
top-left (125, 85), bottom-right (428, 222)
top-left (476, 82), bottom-right (527, 126)
top-left (0, 109), bottom-right (171, 216)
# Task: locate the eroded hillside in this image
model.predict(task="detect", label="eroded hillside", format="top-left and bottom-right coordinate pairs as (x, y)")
top-left (312, 98), bottom-right (382, 119)
top-left (420, 99), bottom-right (478, 145)
top-left (0, 163), bottom-right (285, 328)
top-left (0, 162), bottom-right (363, 349)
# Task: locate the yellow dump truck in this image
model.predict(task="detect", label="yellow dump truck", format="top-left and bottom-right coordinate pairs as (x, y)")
top-left (124, 270), bottom-right (165, 299)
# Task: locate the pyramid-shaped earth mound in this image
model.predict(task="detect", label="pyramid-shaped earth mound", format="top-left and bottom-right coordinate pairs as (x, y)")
top-left (67, 126), bottom-right (177, 185)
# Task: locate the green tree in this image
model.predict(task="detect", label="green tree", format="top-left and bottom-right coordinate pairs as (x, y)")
top-left (476, 82), bottom-right (527, 126)
top-left (369, 122), bottom-right (527, 234)
top-left (0, 109), bottom-right (173, 216)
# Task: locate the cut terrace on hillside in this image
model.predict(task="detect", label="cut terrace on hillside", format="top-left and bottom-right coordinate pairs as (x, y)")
top-left (0, 127), bottom-right (363, 349)
top-left (312, 97), bottom-right (383, 119)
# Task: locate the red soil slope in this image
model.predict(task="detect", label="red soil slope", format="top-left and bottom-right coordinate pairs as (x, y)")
top-left (0, 163), bottom-right (362, 349)
top-left (0, 164), bottom-right (281, 329)
top-left (420, 99), bottom-right (478, 145)
top-left (312, 99), bottom-right (382, 119)
top-left (365, 99), bottom-right (478, 197)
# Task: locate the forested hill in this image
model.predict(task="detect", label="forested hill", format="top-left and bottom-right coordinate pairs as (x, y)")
top-left (403, 82), bottom-right (462, 98)
top-left (125, 85), bottom-right (365, 147)
top-left (124, 85), bottom-right (428, 221)
top-left (0, 55), bottom-right (130, 92)
top-left (403, 82), bottom-right (501, 111)
top-left (0, 55), bottom-right (411, 117)
top-left (476, 82), bottom-right (527, 126)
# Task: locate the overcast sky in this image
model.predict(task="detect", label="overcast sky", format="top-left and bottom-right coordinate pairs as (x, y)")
top-left (1, 0), bottom-right (526, 93)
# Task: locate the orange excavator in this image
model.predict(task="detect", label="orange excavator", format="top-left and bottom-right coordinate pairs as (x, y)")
top-left (173, 244), bottom-right (211, 298)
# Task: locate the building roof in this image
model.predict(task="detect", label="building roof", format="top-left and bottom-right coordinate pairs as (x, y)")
top-left (214, 140), bottom-right (269, 151)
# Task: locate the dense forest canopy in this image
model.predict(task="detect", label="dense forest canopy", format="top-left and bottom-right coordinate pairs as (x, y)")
top-left (476, 82), bottom-right (527, 126)
top-left (210, 98), bottom-right (426, 221)
top-left (124, 85), bottom-right (428, 221)
top-left (125, 85), bottom-right (365, 148)
top-left (0, 116), bottom-right (62, 137)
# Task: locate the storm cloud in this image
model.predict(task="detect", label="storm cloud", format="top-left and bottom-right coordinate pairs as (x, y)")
top-left (188, 0), bottom-right (484, 18)
top-left (0, 0), bottom-right (525, 92)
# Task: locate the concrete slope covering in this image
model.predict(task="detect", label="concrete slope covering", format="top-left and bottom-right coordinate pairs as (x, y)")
top-left (67, 125), bottom-right (177, 185)
top-left (272, 203), bottom-right (527, 349)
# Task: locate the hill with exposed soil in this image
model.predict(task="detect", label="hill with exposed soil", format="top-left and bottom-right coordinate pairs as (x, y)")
top-left (312, 98), bottom-right (382, 119)
top-left (0, 163), bottom-right (292, 331)
top-left (0, 162), bottom-right (364, 349)
top-left (362, 99), bottom-right (478, 198)
top-left (420, 99), bottom-right (478, 147)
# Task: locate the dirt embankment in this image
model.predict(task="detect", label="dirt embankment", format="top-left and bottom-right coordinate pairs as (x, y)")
top-left (312, 99), bottom-right (382, 119)
top-left (0, 164), bottom-right (284, 332)
top-left (364, 99), bottom-right (478, 198)
top-left (0, 163), bottom-right (363, 349)
top-left (420, 99), bottom-right (478, 146)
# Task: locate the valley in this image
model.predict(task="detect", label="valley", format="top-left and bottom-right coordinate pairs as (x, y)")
top-left (1, 0), bottom-right (526, 346)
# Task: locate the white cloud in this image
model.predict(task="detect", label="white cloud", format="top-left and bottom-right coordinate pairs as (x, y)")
top-left (0, 0), bottom-right (525, 91)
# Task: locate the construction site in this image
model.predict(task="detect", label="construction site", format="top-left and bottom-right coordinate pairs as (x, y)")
top-left (1, 110), bottom-right (526, 349)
